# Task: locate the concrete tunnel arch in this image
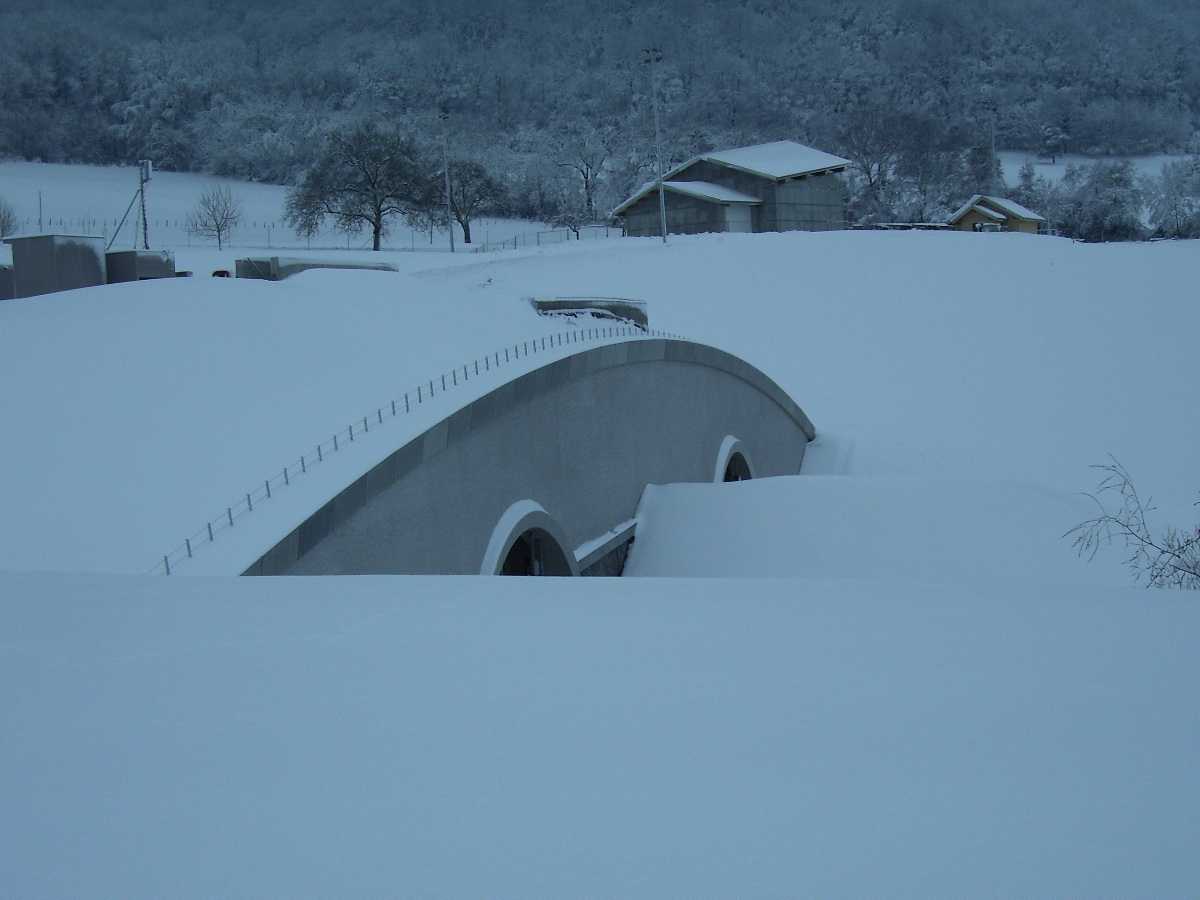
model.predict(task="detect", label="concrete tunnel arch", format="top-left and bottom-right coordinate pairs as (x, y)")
top-left (481, 500), bottom-right (580, 576)
top-left (243, 337), bottom-right (816, 576)
top-left (715, 435), bottom-right (756, 483)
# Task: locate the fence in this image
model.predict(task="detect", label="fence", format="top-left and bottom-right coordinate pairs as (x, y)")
top-left (471, 225), bottom-right (621, 253)
top-left (151, 323), bottom-right (681, 576)
top-left (5, 216), bottom-right (623, 253)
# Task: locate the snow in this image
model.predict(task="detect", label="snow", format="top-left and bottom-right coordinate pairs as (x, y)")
top-left (998, 149), bottom-right (1191, 185)
top-left (663, 180), bottom-right (762, 204)
top-left (625, 476), bottom-right (1123, 583)
top-left (698, 139), bottom-right (851, 179)
top-left (948, 195), bottom-right (1044, 224)
top-left (3, 163), bottom-right (1200, 897)
top-left (2, 572), bottom-right (1198, 898)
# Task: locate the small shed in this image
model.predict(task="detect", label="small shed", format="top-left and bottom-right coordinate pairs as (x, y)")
top-left (614, 140), bottom-right (849, 237)
top-left (948, 196), bottom-right (1047, 234)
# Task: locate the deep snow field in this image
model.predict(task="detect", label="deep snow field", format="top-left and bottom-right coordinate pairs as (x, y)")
top-left (2, 164), bottom-right (1199, 898)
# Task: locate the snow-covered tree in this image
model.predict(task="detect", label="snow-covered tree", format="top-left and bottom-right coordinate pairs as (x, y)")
top-left (1145, 157), bottom-right (1200, 239)
top-left (1057, 160), bottom-right (1145, 242)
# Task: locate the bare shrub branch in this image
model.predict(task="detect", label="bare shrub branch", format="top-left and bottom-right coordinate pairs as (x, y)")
top-left (1067, 456), bottom-right (1200, 589)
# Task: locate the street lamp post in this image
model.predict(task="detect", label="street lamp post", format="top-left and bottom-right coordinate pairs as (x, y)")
top-left (440, 112), bottom-right (455, 253)
top-left (644, 48), bottom-right (668, 243)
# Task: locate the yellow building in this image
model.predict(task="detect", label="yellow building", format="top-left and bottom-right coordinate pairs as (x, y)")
top-left (948, 195), bottom-right (1047, 234)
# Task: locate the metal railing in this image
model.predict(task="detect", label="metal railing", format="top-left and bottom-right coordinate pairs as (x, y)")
top-left (151, 323), bottom-right (681, 575)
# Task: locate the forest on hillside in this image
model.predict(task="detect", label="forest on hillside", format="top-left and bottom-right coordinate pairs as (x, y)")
top-left (3, 0), bottom-right (1200, 232)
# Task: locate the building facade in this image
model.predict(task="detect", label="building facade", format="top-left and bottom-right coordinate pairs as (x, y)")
top-left (614, 140), bottom-right (849, 237)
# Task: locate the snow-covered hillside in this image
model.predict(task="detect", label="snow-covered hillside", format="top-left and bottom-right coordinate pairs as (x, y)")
top-left (2, 164), bottom-right (1199, 898)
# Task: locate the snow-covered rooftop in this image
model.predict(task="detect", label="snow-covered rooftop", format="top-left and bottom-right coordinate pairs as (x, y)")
top-left (613, 141), bottom-right (849, 215)
top-left (663, 181), bottom-right (762, 204)
top-left (696, 140), bottom-right (850, 180)
top-left (949, 194), bottom-right (1046, 224)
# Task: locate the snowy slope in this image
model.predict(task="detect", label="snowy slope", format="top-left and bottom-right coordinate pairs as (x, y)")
top-left (3, 572), bottom-right (1198, 900)
top-left (2, 164), bottom-right (1199, 898)
top-left (624, 476), bottom-right (1124, 584)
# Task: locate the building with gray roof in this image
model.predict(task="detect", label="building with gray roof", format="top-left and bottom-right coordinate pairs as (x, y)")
top-left (614, 140), bottom-right (849, 237)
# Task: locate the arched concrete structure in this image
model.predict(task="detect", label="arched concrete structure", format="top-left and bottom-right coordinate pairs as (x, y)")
top-left (714, 435), bottom-right (756, 483)
top-left (480, 500), bottom-right (580, 577)
top-left (244, 338), bottom-right (815, 576)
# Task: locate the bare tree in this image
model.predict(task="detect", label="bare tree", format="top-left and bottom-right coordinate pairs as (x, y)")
top-left (446, 159), bottom-right (504, 244)
top-left (1068, 457), bottom-right (1200, 589)
top-left (549, 117), bottom-right (622, 224)
top-left (186, 185), bottom-right (243, 250)
top-left (0, 195), bottom-right (18, 238)
top-left (285, 123), bottom-right (435, 251)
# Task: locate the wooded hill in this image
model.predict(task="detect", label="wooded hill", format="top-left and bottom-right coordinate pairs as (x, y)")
top-left (3, 0), bottom-right (1198, 226)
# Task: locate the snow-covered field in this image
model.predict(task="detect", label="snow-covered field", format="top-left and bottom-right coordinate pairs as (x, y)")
top-left (998, 148), bottom-right (1189, 184)
top-left (2, 164), bottom-right (1199, 898)
top-left (0, 160), bottom-right (607, 254)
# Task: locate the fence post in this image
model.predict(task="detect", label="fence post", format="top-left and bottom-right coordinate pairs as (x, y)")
top-left (164, 555), bottom-right (171, 575)
top-left (246, 493), bottom-right (253, 512)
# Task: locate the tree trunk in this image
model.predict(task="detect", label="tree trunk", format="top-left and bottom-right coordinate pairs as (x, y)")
top-left (372, 218), bottom-right (382, 251)
top-left (461, 219), bottom-right (472, 243)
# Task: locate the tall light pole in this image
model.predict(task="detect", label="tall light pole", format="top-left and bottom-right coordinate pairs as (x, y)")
top-left (644, 48), bottom-right (668, 243)
top-left (138, 159), bottom-right (152, 250)
top-left (440, 111), bottom-right (455, 253)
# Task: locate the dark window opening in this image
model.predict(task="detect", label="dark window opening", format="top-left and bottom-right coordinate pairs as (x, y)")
top-left (723, 452), bottom-right (752, 482)
top-left (500, 527), bottom-right (574, 576)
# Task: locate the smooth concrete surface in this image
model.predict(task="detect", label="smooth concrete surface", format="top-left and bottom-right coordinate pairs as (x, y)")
top-left (247, 339), bottom-right (814, 576)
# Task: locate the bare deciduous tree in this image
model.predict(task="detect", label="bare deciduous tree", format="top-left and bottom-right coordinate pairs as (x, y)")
top-left (285, 123), bottom-right (435, 251)
top-left (446, 159), bottom-right (504, 244)
top-left (0, 195), bottom-right (18, 238)
top-left (186, 185), bottom-right (243, 251)
top-left (1068, 457), bottom-right (1200, 589)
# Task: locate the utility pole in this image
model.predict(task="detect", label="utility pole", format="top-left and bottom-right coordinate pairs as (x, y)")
top-left (138, 159), bottom-right (152, 250)
top-left (440, 112), bottom-right (455, 253)
top-left (644, 48), bottom-right (668, 243)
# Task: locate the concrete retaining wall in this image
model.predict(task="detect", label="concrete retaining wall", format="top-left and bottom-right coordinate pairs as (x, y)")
top-left (246, 338), bottom-right (815, 576)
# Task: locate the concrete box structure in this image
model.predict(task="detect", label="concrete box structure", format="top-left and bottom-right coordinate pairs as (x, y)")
top-left (2, 234), bottom-right (106, 298)
top-left (236, 256), bottom-right (398, 281)
top-left (614, 140), bottom-right (849, 237)
top-left (105, 250), bottom-right (176, 283)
